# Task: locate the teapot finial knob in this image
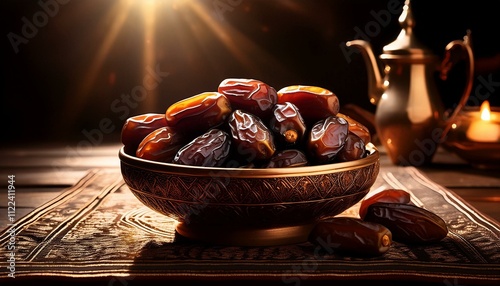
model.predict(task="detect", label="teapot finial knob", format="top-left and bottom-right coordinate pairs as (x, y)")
top-left (382, 0), bottom-right (432, 58)
top-left (399, 0), bottom-right (415, 32)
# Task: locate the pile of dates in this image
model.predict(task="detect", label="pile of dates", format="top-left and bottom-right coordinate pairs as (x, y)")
top-left (308, 188), bottom-right (449, 257)
top-left (121, 78), bottom-right (371, 168)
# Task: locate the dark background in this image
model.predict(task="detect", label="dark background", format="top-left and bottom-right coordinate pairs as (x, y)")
top-left (2, 0), bottom-right (499, 147)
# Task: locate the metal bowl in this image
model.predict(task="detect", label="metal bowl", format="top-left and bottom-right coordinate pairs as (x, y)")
top-left (119, 143), bottom-right (380, 246)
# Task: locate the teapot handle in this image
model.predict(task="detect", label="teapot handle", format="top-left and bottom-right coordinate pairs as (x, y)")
top-left (439, 30), bottom-right (475, 142)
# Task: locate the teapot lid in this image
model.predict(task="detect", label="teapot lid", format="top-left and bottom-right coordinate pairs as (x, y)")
top-left (381, 0), bottom-right (437, 61)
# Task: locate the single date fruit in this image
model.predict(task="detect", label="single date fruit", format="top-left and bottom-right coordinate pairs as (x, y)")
top-left (337, 113), bottom-right (371, 144)
top-left (358, 189), bottom-right (411, 219)
top-left (335, 132), bottom-right (366, 163)
top-left (309, 217), bottom-right (392, 257)
top-left (364, 203), bottom-right (448, 244)
top-left (121, 113), bottom-right (168, 154)
top-left (136, 126), bottom-right (185, 162)
top-left (307, 116), bottom-right (349, 164)
top-left (268, 102), bottom-right (307, 147)
top-left (165, 92), bottom-right (232, 137)
top-left (172, 128), bottom-right (231, 167)
top-left (228, 109), bottom-right (276, 162)
top-left (277, 85), bottom-right (340, 125)
top-left (265, 149), bottom-right (308, 168)
top-left (218, 78), bottom-right (277, 120)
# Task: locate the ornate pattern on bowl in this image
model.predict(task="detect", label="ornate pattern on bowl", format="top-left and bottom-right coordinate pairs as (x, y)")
top-left (119, 144), bottom-right (380, 245)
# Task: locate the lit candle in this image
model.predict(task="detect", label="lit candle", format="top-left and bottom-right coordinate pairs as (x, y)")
top-left (466, 101), bottom-right (500, 143)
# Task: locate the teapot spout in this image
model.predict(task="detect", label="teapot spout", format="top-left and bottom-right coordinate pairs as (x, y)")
top-left (346, 40), bottom-right (385, 105)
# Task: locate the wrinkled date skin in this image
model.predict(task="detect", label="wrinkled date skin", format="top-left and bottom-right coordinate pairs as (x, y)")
top-left (309, 217), bottom-right (392, 257)
top-left (307, 116), bottom-right (349, 164)
top-left (359, 189), bottom-right (411, 219)
top-left (218, 78), bottom-right (277, 120)
top-left (337, 113), bottom-right (371, 144)
top-left (165, 92), bottom-right (232, 137)
top-left (121, 113), bottom-right (168, 154)
top-left (277, 85), bottom-right (340, 126)
top-left (136, 126), bottom-right (186, 162)
top-left (364, 203), bottom-right (448, 244)
top-left (172, 129), bottom-right (231, 167)
top-left (228, 109), bottom-right (276, 162)
top-left (265, 149), bottom-right (308, 168)
top-left (335, 132), bottom-right (366, 163)
top-left (269, 102), bottom-right (307, 147)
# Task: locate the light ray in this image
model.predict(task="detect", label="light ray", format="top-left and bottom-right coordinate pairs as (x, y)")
top-left (60, 0), bottom-right (133, 130)
top-left (187, 1), bottom-right (259, 74)
top-left (185, 1), bottom-right (293, 79)
top-left (58, 0), bottom-right (306, 137)
top-left (141, 0), bottom-right (158, 111)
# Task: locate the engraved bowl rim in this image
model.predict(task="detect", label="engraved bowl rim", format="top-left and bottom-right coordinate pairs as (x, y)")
top-left (119, 143), bottom-right (379, 178)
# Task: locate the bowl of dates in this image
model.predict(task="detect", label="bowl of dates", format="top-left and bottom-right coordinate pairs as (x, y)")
top-left (119, 79), bottom-right (380, 246)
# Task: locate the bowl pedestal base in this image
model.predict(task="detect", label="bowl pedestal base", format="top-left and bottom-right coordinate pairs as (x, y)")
top-left (175, 222), bottom-right (316, 246)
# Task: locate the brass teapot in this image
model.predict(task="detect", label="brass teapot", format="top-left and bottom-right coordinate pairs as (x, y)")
top-left (346, 0), bottom-right (474, 165)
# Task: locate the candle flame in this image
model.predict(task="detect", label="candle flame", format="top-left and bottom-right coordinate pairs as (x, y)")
top-left (480, 101), bottom-right (491, 121)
